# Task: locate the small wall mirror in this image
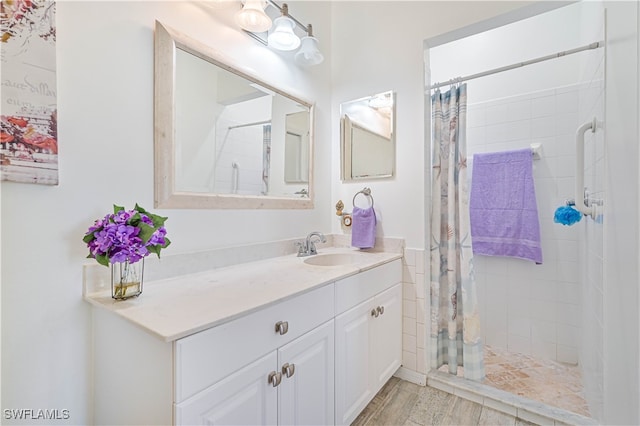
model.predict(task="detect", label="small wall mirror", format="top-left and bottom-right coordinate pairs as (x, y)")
top-left (340, 91), bottom-right (395, 181)
top-left (154, 21), bottom-right (314, 209)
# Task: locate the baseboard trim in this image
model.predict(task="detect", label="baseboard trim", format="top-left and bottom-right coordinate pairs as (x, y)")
top-left (393, 367), bottom-right (427, 386)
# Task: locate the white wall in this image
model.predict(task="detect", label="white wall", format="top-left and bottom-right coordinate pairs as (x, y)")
top-left (602, 2), bottom-right (640, 424)
top-left (0, 1), bottom-right (332, 424)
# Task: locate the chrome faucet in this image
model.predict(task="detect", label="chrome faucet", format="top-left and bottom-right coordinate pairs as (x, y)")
top-left (296, 231), bottom-right (327, 257)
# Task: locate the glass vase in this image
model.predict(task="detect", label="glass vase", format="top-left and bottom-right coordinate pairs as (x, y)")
top-left (111, 259), bottom-right (144, 300)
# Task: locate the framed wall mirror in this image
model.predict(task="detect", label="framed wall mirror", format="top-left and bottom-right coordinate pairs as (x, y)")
top-left (340, 91), bottom-right (395, 181)
top-left (154, 21), bottom-right (314, 209)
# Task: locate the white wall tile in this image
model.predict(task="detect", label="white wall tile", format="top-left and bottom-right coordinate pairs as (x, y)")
top-left (403, 333), bottom-right (417, 353)
top-left (403, 300), bottom-right (416, 319)
top-left (505, 99), bottom-right (531, 122)
top-left (415, 250), bottom-right (425, 274)
top-left (403, 351), bottom-right (417, 370)
top-left (531, 341), bottom-right (557, 360)
top-left (404, 248), bottom-right (416, 266)
top-left (557, 324), bottom-right (580, 348)
top-left (507, 334), bottom-right (531, 354)
top-left (416, 323), bottom-right (425, 349)
top-left (531, 320), bottom-right (556, 343)
top-left (403, 264), bottom-right (416, 284)
top-left (403, 317), bottom-right (417, 336)
top-left (557, 344), bottom-right (579, 365)
top-left (416, 297), bottom-right (426, 325)
top-left (531, 116), bottom-right (555, 138)
top-left (486, 331), bottom-right (508, 349)
top-left (416, 348), bottom-right (426, 374)
top-left (403, 282), bottom-right (417, 302)
top-left (556, 89), bottom-right (579, 113)
top-left (415, 273), bottom-right (425, 299)
top-left (466, 83), bottom-right (600, 362)
top-left (557, 302), bottom-right (581, 326)
top-left (531, 95), bottom-right (556, 118)
top-left (507, 316), bottom-right (531, 338)
top-left (486, 103), bottom-right (508, 125)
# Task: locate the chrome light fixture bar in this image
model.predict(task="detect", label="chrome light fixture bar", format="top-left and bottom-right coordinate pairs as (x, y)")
top-left (238, 0), bottom-right (324, 66)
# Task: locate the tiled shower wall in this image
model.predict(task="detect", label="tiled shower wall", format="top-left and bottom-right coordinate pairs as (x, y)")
top-left (402, 248), bottom-right (427, 376)
top-left (466, 84), bottom-right (588, 364)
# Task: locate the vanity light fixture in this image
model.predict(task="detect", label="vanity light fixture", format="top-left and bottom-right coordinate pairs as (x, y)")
top-left (267, 3), bottom-right (300, 51)
top-left (235, 0), bottom-right (272, 33)
top-left (239, 0), bottom-right (324, 66)
top-left (295, 24), bottom-right (324, 66)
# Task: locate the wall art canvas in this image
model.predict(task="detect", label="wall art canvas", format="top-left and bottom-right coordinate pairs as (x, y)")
top-left (1, 0), bottom-right (57, 185)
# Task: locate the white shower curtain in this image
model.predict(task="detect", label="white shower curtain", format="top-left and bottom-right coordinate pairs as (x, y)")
top-left (430, 83), bottom-right (484, 381)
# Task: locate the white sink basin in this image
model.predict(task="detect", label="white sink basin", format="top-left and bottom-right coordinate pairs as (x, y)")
top-left (303, 253), bottom-right (360, 267)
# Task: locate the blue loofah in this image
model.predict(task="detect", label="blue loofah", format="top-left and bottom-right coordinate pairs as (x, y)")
top-left (554, 205), bottom-right (582, 226)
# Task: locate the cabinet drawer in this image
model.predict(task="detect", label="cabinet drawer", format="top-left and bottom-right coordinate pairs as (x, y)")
top-left (175, 283), bottom-right (334, 402)
top-left (335, 259), bottom-right (402, 315)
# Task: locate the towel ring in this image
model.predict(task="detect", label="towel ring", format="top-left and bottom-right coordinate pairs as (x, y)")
top-left (353, 187), bottom-right (374, 208)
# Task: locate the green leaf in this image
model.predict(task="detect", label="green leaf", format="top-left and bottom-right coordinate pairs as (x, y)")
top-left (82, 233), bottom-right (95, 244)
top-left (149, 212), bottom-right (168, 228)
top-left (147, 244), bottom-right (161, 257)
top-left (113, 204), bottom-right (124, 214)
top-left (129, 211), bottom-right (142, 226)
top-left (95, 253), bottom-right (110, 267)
top-left (162, 237), bottom-right (171, 249)
top-left (138, 222), bottom-right (155, 244)
top-left (133, 204), bottom-right (167, 227)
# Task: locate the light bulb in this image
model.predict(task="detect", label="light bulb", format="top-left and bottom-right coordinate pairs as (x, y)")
top-left (235, 0), bottom-right (272, 33)
top-left (295, 36), bottom-right (324, 66)
top-left (267, 16), bottom-right (300, 51)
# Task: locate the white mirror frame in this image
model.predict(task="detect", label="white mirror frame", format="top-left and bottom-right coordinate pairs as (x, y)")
top-left (154, 21), bottom-right (315, 209)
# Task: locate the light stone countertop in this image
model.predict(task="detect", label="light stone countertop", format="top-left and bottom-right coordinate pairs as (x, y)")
top-left (84, 247), bottom-right (402, 342)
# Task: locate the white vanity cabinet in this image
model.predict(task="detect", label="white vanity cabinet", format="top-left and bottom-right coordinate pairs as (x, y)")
top-left (334, 260), bottom-right (403, 426)
top-left (174, 284), bottom-right (335, 426)
top-left (175, 320), bottom-right (334, 425)
top-left (88, 252), bottom-right (403, 426)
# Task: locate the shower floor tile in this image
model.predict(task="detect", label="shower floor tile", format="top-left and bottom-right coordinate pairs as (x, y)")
top-left (439, 345), bottom-right (590, 417)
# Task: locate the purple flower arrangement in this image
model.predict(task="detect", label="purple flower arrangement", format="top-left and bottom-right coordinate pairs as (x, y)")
top-left (83, 204), bottom-right (171, 267)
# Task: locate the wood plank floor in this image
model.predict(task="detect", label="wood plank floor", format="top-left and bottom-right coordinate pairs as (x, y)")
top-left (352, 377), bottom-right (539, 426)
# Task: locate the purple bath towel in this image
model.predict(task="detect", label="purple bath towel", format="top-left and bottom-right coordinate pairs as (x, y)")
top-left (469, 148), bottom-right (542, 264)
top-left (352, 206), bottom-right (376, 249)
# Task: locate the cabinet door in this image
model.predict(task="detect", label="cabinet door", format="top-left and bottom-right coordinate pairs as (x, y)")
top-left (278, 320), bottom-right (334, 426)
top-left (373, 283), bottom-right (403, 388)
top-left (175, 352), bottom-right (278, 425)
top-left (334, 298), bottom-right (375, 426)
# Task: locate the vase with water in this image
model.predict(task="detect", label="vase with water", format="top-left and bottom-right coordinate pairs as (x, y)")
top-left (111, 259), bottom-right (144, 300)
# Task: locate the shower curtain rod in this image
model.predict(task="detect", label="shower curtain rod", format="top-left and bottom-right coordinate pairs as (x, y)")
top-left (227, 119), bottom-right (271, 130)
top-left (428, 41), bottom-right (604, 91)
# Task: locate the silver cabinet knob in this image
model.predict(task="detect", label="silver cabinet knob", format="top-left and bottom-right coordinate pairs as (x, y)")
top-left (282, 362), bottom-right (295, 378)
top-left (275, 321), bottom-right (289, 335)
top-left (377, 306), bottom-right (384, 315)
top-left (268, 371), bottom-right (282, 387)
top-left (371, 308), bottom-right (379, 318)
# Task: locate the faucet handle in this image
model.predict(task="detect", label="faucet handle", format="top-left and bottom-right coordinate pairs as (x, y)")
top-left (295, 241), bottom-right (307, 256)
